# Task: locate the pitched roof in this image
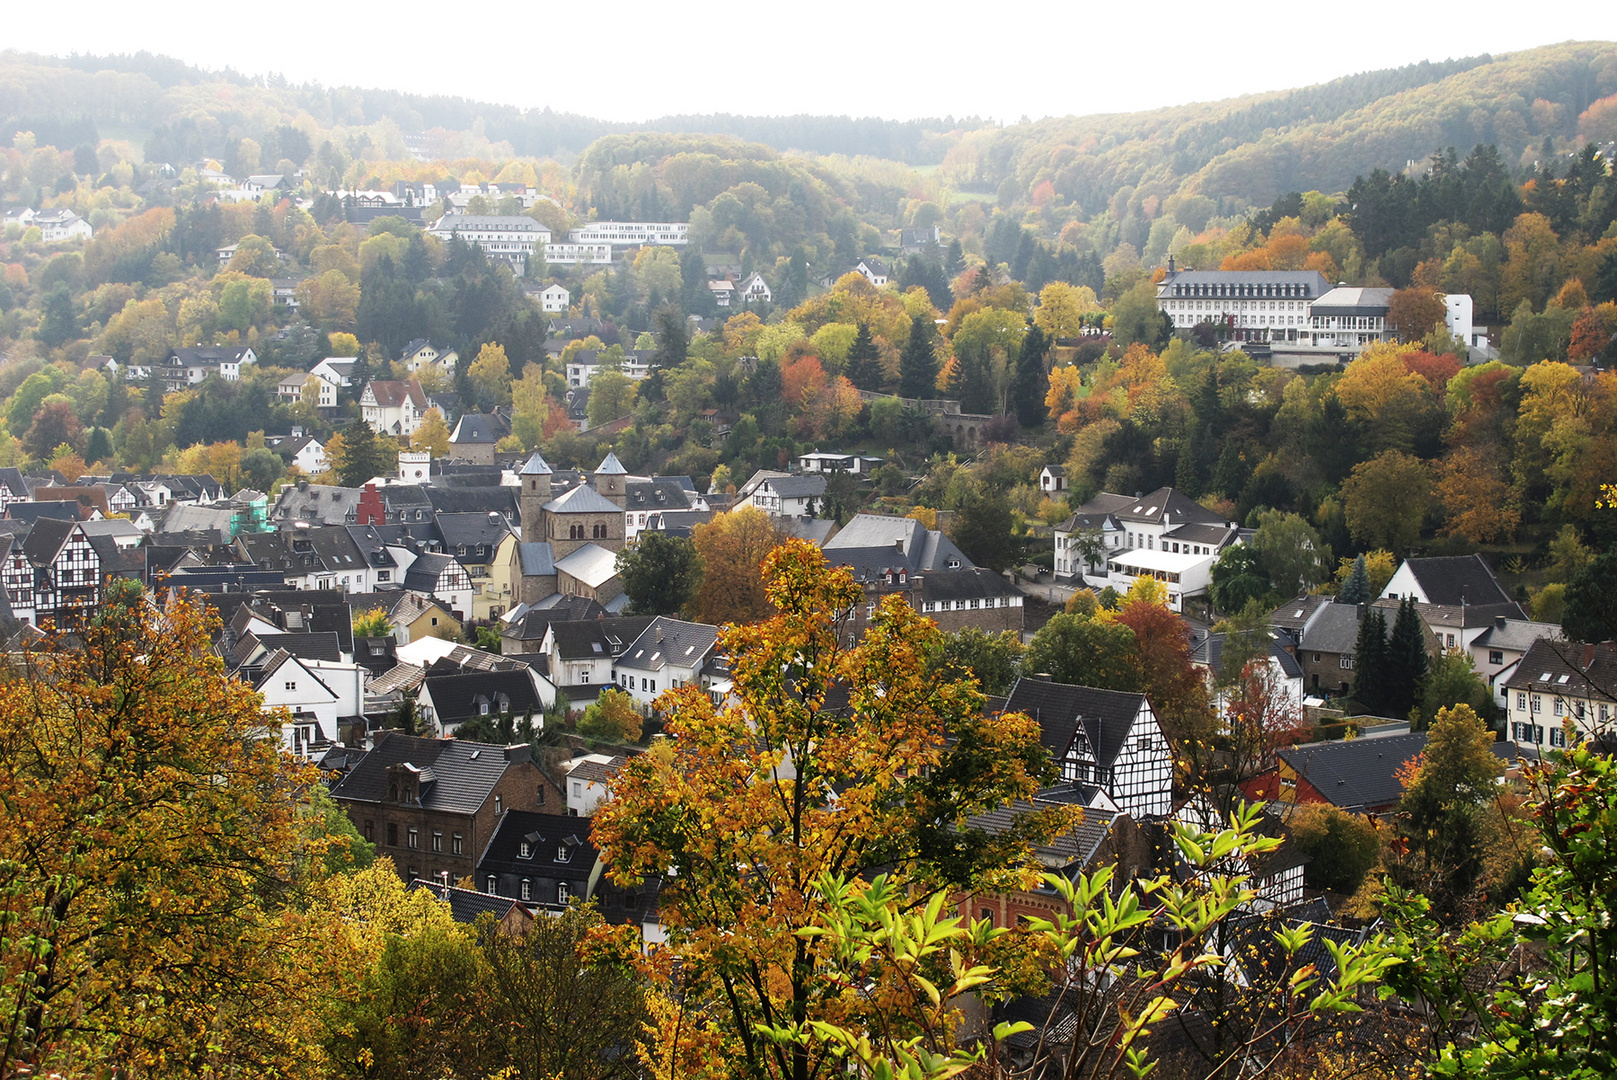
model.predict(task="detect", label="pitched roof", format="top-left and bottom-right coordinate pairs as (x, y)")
top-left (404, 551), bottom-right (464, 593)
top-left (761, 474), bottom-right (827, 499)
top-left (544, 483), bottom-right (622, 515)
top-left (423, 669), bottom-right (543, 723)
top-left (625, 480), bottom-right (694, 512)
top-left (919, 568), bottom-right (1020, 602)
top-left (331, 731), bottom-right (528, 814)
top-left (1391, 554), bottom-right (1514, 608)
top-left (436, 511), bottom-right (513, 552)
top-left (21, 516), bottom-right (77, 565)
top-left (365, 380), bottom-right (428, 409)
top-left (1473, 618), bottom-right (1564, 652)
top-left (1277, 734), bottom-right (1428, 812)
top-left (250, 631), bottom-right (344, 663)
top-left (554, 543), bottom-right (620, 588)
top-left (619, 617), bottom-right (720, 673)
top-left (1502, 639), bottom-right (1617, 701)
top-left (449, 412), bottom-right (506, 445)
top-left (1003, 677), bottom-right (1148, 769)
top-left (1299, 602), bottom-right (1388, 656)
top-left (519, 451), bottom-right (554, 476)
top-left (549, 616), bottom-right (654, 662)
top-left (406, 879), bottom-right (527, 924)
top-left (517, 542), bottom-right (556, 577)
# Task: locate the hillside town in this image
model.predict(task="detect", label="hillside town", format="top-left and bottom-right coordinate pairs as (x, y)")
top-left (2, 38), bottom-right (1617, 1080)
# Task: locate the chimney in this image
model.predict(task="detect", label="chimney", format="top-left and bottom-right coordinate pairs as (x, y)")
top-left (894, 537), bottom-right (905, 553)
top-left (1357, 603), bottom-right (1367, 622)
top-left (1496, 615), bottom-right (1507, 631)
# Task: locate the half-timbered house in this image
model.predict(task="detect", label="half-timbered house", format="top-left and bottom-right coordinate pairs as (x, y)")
top-left (1003, 677), bottom-right (1173, 818)
top-left (19, 518), bottom-right (101, 627)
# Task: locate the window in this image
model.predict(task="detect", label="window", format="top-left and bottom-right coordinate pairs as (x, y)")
top-left (452, 833), bottom-right (463, 855)
top-left (494, 795), bottom-right (502, 814)
top-left (431, 831), bottom-right (442, 852)
top-left (1551, 728), bottom-right (1567, 748)
top-left (1536, 726), bottom-right (1546, 744)
top-left (1339, 656), bottom-right (1354, 669)
top-left (557, 882), bottom-right (570, 903)
top-left (284, 681), bottom-right (297, 691)
top-left (480, 701), bottom-right (490, 715)
top-left (1517, 693), bottom-right (1528, 711)
top-left (520, 841), bottom-right (532, 858)
top-left (1532, 696), bottom-right (1542, 714)
top-left (486, 876), bottom-right (498, 894)
top-left (1446, 634), bottom-right (1456, 648)
top-left (1490, 650), bottom-right (1504, 666)
top-left (1554, 700), bottom-right (1565, 717)
top-left (388, 823), bottom-right (398, 847)
top-left (407, 828), bottom-right (418, 850)
top-left (520, 879), bottom-right (531, 901)
top-left (364, 822), bottom-right (374, 842)
top-left (557, 844), bottom-right (573, 864)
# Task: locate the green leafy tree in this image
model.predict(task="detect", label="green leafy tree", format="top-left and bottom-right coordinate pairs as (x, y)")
top-left (1387, 704), bottom-right (1504, 921)
top-left (1562, 550), bottom-right (1617, 643)
top-left (948, 491), bottom-right (1017, 572)
top-left (1023, 610), bottom-right (1143, 691)
top-left (931, 626), bottom-right (1025, 695)
top-left (1285, 802), bottom-right (1383, 894)
top-left (1422, 648), bottom-right (1500, 727)
top-left (1341, 450), bottom-right (1432, 555)
top-left (616, 532), bottom-right (703, 616)
top-left (578, 688), bottom-right (643, 744)
top-left (1209, 544), bottom-right (1272, 614)
top-left (353, 607), bottom-right (394, 639)
top-left (1250, 510), bottom-right (1330, 596)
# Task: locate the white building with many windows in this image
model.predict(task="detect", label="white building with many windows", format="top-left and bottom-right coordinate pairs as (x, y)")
top-left (1155, 265), bottom-right (1330, 345)
top-left (428, 214), bottom-right (551, 273)
top-left (1503, 639), bottom-right (1617, 751)
top-left (568, 222), bottom-right (688, 246)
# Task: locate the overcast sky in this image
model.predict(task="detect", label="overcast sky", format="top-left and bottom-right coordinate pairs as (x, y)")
top-left (7, 4), bottom-right (1617, 125)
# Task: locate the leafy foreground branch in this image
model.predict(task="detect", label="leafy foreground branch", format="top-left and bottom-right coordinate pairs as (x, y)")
top-left (760, 804), bottom-right (1399, 1080)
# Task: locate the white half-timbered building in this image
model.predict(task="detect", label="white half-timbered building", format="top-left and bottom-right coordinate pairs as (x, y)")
top-left (14, 518), bottom-right (102, 628)
top-left (1003, 677), bottom-right (1173, 818)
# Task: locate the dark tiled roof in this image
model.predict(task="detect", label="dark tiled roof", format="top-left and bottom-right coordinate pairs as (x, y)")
top-left (425, 486), bottom-right (518, 518)
top-left (436, 511), bottom-right (513, 553)
top-left (1299, 602), bottom-right (1386, 656)
top-left (550, 616), bottom-right (654, 662)
top-left (477, 810), bottom-right (595, 880)
top-left (1393, 554), bottom-right (1514, 607)
top-left (331, 731), bottom-right (528, 814)
top-left (625, 480), bottom-right (694, 512)
top-left (503, 596), bottom-right (605, 640)
top-left (620, 618), bottom-right (719, 673)
top-left (1277, 734), bottom-right (1428, 811)
top-left (406, 878), bottom-right (525, 924)
top-left (1003, 677), bottom-right (1148, 768)
top-left (919, 568), bottom-right (1019, 602)
top-left (450, 412), bottom-right (507, 445)
top-left (1502, 639), bottom-right (1617, 701)
top-left (21, 516), bottom-right (76, 565)
top-left (405, 552), bottom-right (463, 593)
top-left (423, 669), bottom-right (544, 724)
top-left (252, 631), bottom-right (344, 663)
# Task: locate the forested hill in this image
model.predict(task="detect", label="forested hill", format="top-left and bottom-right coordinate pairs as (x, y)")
top-left (3, 43), bottom-right (1615, 185)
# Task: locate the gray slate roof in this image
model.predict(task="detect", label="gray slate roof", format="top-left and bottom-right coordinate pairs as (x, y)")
top-left (619, 617), bottom-right (720, 673)
top-left (1003, 677), bottom-right (1147, 770)
top-left (1390, 554), bottom-right (1515, 608)
top-left (331, 731), bottom-right (530, 814)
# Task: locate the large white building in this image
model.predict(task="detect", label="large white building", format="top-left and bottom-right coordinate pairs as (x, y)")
top-left (1053, 485), bottom-right (1240, 612)
top-left (568, 222), bottom-right (688, 246)
top-left (545, 241), bottom-right (614, 265)
top-left (1155, 262), bottom-right (1477, 364)
top-left (428, 214), bottom-right (551, 273)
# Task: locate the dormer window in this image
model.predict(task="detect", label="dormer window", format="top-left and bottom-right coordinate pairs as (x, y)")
top-left (519, 841), bottom-right (532, 858)
top-left (556, 843), bottom-right (572, 864)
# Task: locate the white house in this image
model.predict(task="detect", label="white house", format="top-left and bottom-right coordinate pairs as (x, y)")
top-left (253, 651), bottom-right (366, 760)
top-left (798, 452), bottom-right (883, 475)
top-left (538, 283), bottom-right (570, 313)
top-left (738, 273), bottom-right (772, 304)
top-left (564, 754), bottom-right (625, 817)
top-left (30, 209), bottom-right (93, 242)
top-left (361, 380), bottom-right (430, 437)
top-left (852, 258), bottom-right (891, 287)
top-left (735, 472), bottom-right (827, 517)
top-left (613, 617), bottom-right (720, 713)
top-left (310, 356), bottom-right (358, 387)
top-left (1054, 486), bottom-right (1239, 609)
top-left (1004, 677), bottom-right (1174, 818)
top-left (1503, 639), bottom-right (1617, 751)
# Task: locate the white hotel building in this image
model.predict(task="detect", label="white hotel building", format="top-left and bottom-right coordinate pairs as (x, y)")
top-left (429, 214), bottom-right (550, 273)
top-left (1154, 261), bottom-right (1480, 364)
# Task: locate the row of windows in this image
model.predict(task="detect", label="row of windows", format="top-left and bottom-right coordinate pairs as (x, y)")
top-left (565, 523), bottom-right (613, 539)
top-left (1513, 722), bottom-right (1567, 747)
top-left (494, 877), bottom-right (569, 903)
top-left (1515, 693), bottom-right (1610, 722)
top-left (370, 822), bottom-right (465, 855)
top-left (918, 597), bottom-right (1019, 612)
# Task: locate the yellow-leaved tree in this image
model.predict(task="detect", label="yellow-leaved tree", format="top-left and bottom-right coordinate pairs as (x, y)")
top-left (593, 540), bottom-right (1061, 1080)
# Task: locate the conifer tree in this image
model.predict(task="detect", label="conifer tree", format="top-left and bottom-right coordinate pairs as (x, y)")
top-left (1339, 554), bottom-right (1372, 604)
top-left (1388, 596), bottom-right (1431, 722)
top-left (1013, 322), bottom-right (1049, 427)
top-left (1352, 607), bottom-right (1389, 713)
top-left (844, 323), bottom-right (883, 392)
top-left (898, 314), bottom-right (937, 399)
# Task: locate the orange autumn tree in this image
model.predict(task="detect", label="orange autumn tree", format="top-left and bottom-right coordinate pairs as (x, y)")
top-left (593, 540), bottom-right (1060, 1080)
top-left (0, 585), bottom-right (351, 1078)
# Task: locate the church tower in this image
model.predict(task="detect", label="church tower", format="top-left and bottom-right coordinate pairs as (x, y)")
top-left (518, 451), bottom-right (553, 541)
top-left (593, 451), bottom-right (628, 508)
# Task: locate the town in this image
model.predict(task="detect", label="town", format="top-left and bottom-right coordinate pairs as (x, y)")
top-left (1, 39), bottom-right (1617, 1080)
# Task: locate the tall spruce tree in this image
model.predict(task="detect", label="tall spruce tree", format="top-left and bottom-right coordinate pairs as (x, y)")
top-left (1338, 554), bottom-right (1372, 605)
top-left (898, 313), bottom-right (937, 399)
top-left (845, 323), bottom-right (883, 392)
top-left (1013, 322), bottom-right (1050, 427)
top-left (1388, 596), bottom-right (1431, 723)
top-left (1352, 608), bottom-right (1389, 714)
